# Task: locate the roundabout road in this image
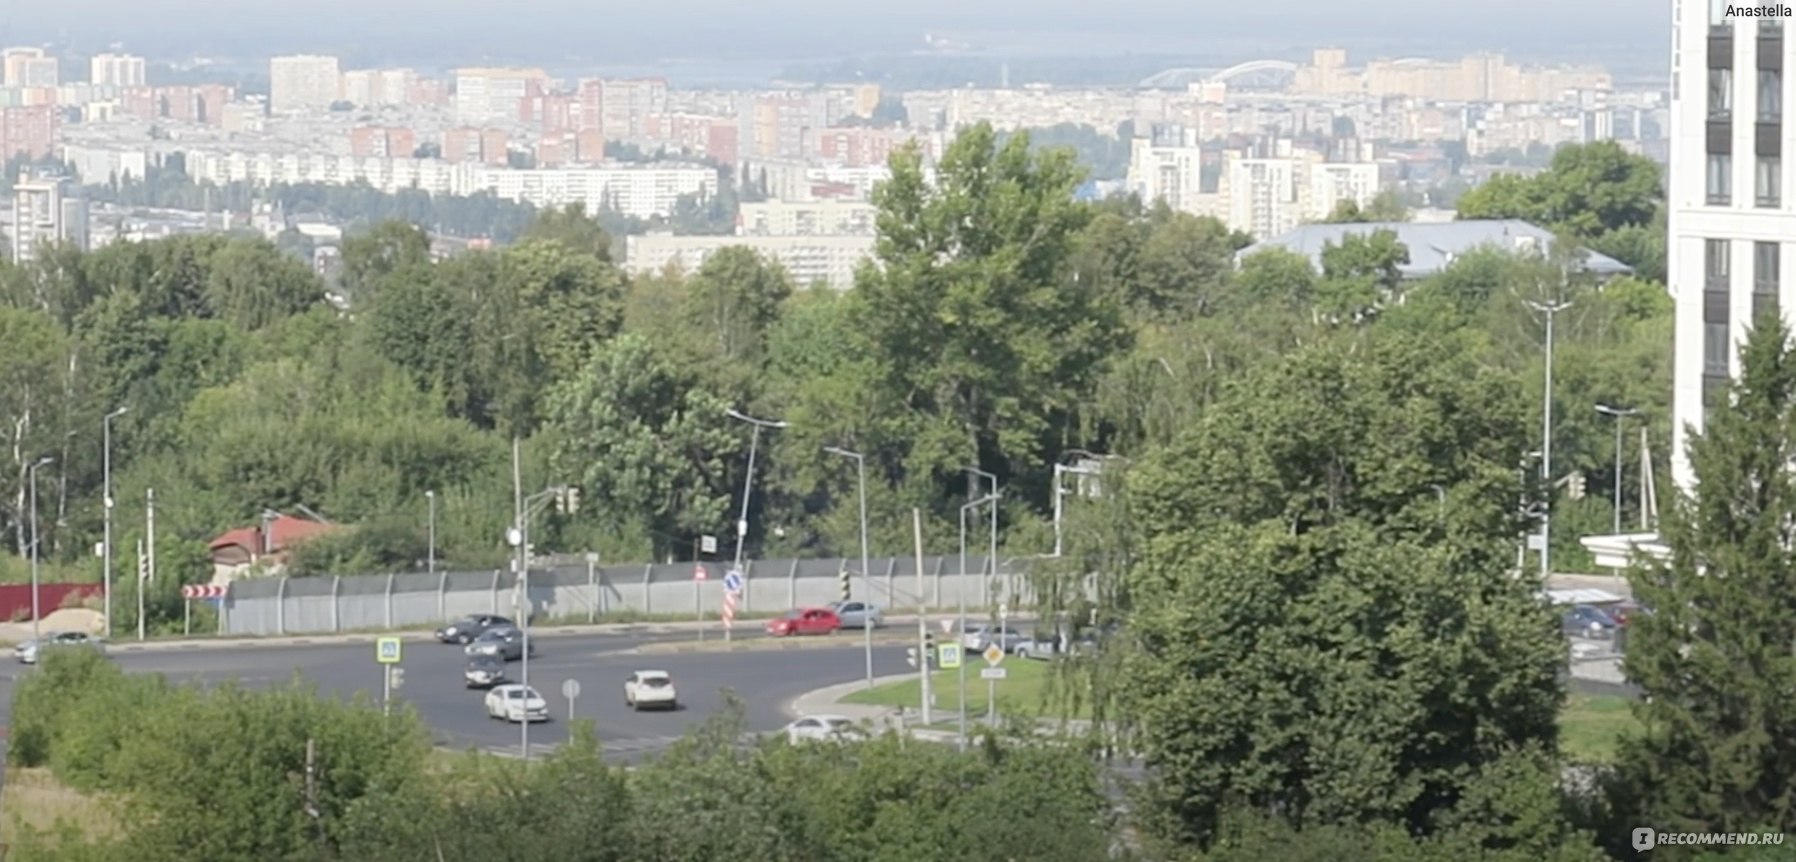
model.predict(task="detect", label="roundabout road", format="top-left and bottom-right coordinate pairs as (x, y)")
top-left (0, 632), bottom-right (915, 760)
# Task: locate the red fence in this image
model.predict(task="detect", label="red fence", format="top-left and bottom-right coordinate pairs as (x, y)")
top-left (0, 584), bottom-right (100, 621)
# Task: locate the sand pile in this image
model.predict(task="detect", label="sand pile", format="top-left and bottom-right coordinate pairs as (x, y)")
top-left (0, 609), bottom-right (107, 645)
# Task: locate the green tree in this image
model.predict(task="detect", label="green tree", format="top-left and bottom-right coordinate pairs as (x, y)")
top-left (1456, 141), bottom-right (1661, 238)
top-left (1607, 312), bottom-right (1796, 854)
top-left (338, 220), bottom-right (431, 299)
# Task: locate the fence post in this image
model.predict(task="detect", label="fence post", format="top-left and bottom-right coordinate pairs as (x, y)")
top-left (490, 569), bottom-right (501, 616)
top-left (885, 556), bottom-right (897, 609)
top-left (587, 555), bottom-right (598, 624)
top-left (276, 577), bottom-right (288, 636)
top-left (437, 570), bottom-right (448, 622)
top-left (330, 576), bottom-right (342, 633)
top-left (787, 559), bottom-right (799, 610)
top-left (642, 565), bottom-right (653, 615)
top-left (384, 572), bottom-right (395, 629)
top-left (219, 590), bottom-right (228, 636)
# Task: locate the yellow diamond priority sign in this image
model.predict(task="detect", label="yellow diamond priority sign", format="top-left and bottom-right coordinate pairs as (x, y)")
top-left (982, 643), bottom-right (1005, 666)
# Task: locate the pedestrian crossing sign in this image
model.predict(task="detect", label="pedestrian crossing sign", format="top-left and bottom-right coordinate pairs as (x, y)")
top-left (376, 637), bottom-right (402, 664)
top-left (938, 643), bottom-right (963, 669)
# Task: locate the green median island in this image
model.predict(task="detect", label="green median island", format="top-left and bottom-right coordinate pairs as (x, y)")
top-left (845, 661), bottom-right (1642, 759)
top-left (840, 658), bottom-right (1087, 720)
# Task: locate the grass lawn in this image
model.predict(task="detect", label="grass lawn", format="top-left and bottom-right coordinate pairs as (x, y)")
top-left (0, 766), bottom-right (116, 845)
top-left (841, 657), bottom-right (1093, 719)
top-left (845, 663), bottom-right (1642, 763)
top-left (1560, 692), bottom-right (1640, 763)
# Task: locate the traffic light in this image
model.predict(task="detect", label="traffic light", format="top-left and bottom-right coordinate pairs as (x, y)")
top-left (1567, 472), bottom-right (1587, 500)
top-left (923, 632), bottom-right (937, 665)
top-left (839, 568), bottom-right (851, 602)
top-left (555, 487), bottom-right (582, 515)
top-left (906, 647), bottom-right (919, 668)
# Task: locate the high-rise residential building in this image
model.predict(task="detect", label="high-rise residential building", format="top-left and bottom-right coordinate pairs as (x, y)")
top-left (342, 68), bottom-right (416, 107)
top-left (0, 105), bottom-right (59, 160)
top-left (575, 78), bottom-right (669, 139)
top-left (269, 55), bottom-right (341, 112)
top-left (11, 176), bottom-right (86, 263)
top-left (454, 67), bottom-right (548, 125)
top-left (2, 47), bottom-right (59, 88)
top-left (1127, 124), bottom-right (1208, 215)
top-left (90, 53), bottom-right (147, 88)
top-left (1670, 3), bottom-right (1795, 491)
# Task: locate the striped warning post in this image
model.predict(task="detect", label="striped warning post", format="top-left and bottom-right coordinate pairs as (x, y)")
top-left (721, 589), bottom-right (738, 631)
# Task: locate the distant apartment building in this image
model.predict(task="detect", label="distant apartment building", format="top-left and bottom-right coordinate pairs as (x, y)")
top-left (341, 68), bottom-right (417, 108)
top-left (644, 112), bottom-right (739, 164)
top-left (624, 234), bottom-right (875, 290)
top-left (454, 67), bottom-right (548, 125)
top-left (576, 78), bottom-right (669, 140)
top-left (737, 200), bottom-right (879, 236)
top-left (805, 126), bottom-right (913, 168)
top-left (269, 55), bottom-right (341, 112)
top-left (2, 48), bottom-right (59, 88)
top-left (1215, 140), bottom-right (1384, 240)
top-left (0, 105), bottom-right (59, 160)
top-left (59, 143), bottom-right (149, 183)
top-left (89, 53), bottom-right (146, 88)
top-left (1127, 124), bottom-right (1208, 215)
top-left (1293, 48), bottom-right (1611, 103)
top-left (481, 164), bottom-right (717, 219)
top-left (349, 126), bottom-right (418, 159)
top-left (442, 127), bottom-right (509, 166)
top-left (742, 93), bottom-right (834, 160)
top-left (116, 84), bottom-right (235, 125)
top-left (11, 176), bottom-right (87, 263)
top-left (750, 161), bottom-right (901, 202)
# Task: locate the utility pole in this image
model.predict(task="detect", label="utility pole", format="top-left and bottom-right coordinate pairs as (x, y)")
top-left (912, 508), bottom-right (932, 726)
top-left (968, 467), bottom-right (997, 607)
top-left (1524, 297), bottom-right (1572, 580)
top-left (143, 486), bottom-right (156, 641)
top-left (825, 445), bottom-right (873, 688)
top-left (302, 737), bottom-right (324, 855)
top-left (102, 406), bottom-right (127, 640)
top-left (425, 489), bottom-right (437, 575)
top-left (958, 493), bottom-right (999, 749)
top-left (726, 408), bottom-right (787, 642)
top-left (27, 455), bottom-right (52, 645)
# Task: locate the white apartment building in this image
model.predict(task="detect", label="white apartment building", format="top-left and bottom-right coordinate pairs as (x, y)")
top-left (11, 177), bottom-right (86, 262)
top-left (269, 55), bottom-right (341, 112)
top-left (1223, 154), bottom-right (1303, 239)
top-left (89, 53), bottom-right (146, 88)
top-left (60, 143), bottom-right (149, 183)
top-left (342, 68), bottom-right (415, 107)
top-left (2, 47), bottom-right (58, 88)
top-left (183, 150), bottom-right (476, 196)
top-left (1127, 126), bottom-right (1208, 215)
top-left (455, 67), bottom-right (546, 125)
top-left (737, 200), bottom-right (879, 235)
top-left (481, 165), bottom-right (717, 220)
top-left (1307, 161), bottom-right (1383, 219)
top-left (1584, 2), bottom-right (1796, 568)
top-left (624, 234), bottom-right (876, 290)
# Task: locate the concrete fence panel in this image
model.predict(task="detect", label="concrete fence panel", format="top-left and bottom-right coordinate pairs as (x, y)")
top-left (217, 554), bottom-right (1048, 637)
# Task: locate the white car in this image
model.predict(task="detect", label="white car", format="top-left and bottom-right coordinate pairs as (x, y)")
top-left (623, 670), bottom-right (678, 711)
top-left (15, 631), bottom-right (106, 665)
top-left (484, 684), bottom-right (549, 723)
top-left (783, 714), bottom-right (862, 744)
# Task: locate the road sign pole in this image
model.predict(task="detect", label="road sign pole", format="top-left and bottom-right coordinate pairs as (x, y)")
top-left (382, 665), bottom-right (392, 717)
top-left (696, 577), bottom-right (704, 643)
top-left (183, 598), bottom-right (191, 636)
top-left (563, 678), bottom-right (581, 723)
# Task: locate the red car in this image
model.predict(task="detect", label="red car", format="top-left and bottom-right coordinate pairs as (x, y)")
top-left (765, 607), bottom-right (841, 637)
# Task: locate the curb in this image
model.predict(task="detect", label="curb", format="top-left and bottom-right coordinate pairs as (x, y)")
top-left (783, 672), bottom-right (917, 720)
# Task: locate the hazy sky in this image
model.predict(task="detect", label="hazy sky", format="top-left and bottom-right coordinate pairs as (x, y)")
top-left (0, 0), bottom-right (1668, 73)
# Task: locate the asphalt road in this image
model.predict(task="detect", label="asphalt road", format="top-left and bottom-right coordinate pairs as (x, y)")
top-left (0, 630), bottom-right (914, 760)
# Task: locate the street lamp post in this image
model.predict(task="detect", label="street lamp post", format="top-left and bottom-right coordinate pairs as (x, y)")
top-left (725, 408), bottom-right (787, 642)
top-left (1524, 297), bottom-right (1573, 580)
top-left (425, 490), bottom-right (437, 575)
top-left (1595, 405), bottom-right (1641, 534)
top-left (967, 467), bottom-right (998, 607)
top-left (1052, 455), bottom-right (1110, 557)
top-left (508, 483), bottom-right (567, 763)
top-left (27, 455), bottom-right (54, 645)
top-left (824, 445), bottom-right (874, 688)
top-left (958, 493), bottom-right (999, 750)
top-left (102, 406), bottom-right (128, 639)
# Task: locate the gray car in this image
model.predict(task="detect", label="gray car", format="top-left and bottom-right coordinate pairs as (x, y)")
top-left (462, 625), bottom-right (538, 661)
top-left (437, 614), bottom-right (513, 645)
top-left (464, 654), bottom-right (507, 688)
top-left (829, 601), bottom-right (885, 630)
top-left (960, 623), bottom-right (1028, 655)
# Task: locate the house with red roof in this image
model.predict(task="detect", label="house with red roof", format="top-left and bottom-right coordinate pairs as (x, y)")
top-left (207, 512), bottom-right (337, 582)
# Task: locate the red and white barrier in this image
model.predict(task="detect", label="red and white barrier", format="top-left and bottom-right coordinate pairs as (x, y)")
top-left (180, 584), bottom-right (226, 600)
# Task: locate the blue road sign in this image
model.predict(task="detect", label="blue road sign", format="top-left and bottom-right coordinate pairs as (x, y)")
top-left (376, 636), bottom-right (402, 664)
top-left (723, 569), bottom-right (744, 593)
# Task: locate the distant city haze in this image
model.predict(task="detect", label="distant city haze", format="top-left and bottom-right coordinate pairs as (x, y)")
top-left (1, 0), bottom-right (1667, 76)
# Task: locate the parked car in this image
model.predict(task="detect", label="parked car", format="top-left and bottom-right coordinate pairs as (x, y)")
top-left (765, 607), bottom-right (841, 637)
top-left (484, 684), bottom-right (548, 723)
top-left (828, 601), bottom-right (885, 630)
top-left (783, 714), bottom-right (864, 744)
top-left (623, 670), bottom-right (679, 711)
top-left (15, 631), bottom-right (106, 665)
top-left (1562, 604), bottom-right (1622, 639)
top-left (464, 654), bottom-right (507, 688)
top-left (437, 614), bottom-right (513, 645)
top-left (960, 623), bottom-right (1028, 655)
top-left (1014, 629), bottom-right (1066, 661)
top-left (463, 625), bottom-right (538, 661)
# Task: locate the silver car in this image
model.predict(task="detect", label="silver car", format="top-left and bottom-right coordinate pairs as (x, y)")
top-left (960, 623), bottom-right (1027, 654)
top-left (829, 601), bottom-right (885, 630)
top-left (15, 631), bottom-right (107, 665)
top-left (462, 626), bottom-right (538, 661)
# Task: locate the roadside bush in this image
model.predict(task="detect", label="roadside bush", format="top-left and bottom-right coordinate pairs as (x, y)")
top-left (50, 672), bottom-right (177, 793)
top-left (9, 648), bottom-right (120, 767)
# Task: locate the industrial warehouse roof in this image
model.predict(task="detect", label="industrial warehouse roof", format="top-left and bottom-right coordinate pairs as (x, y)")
top-left (1236, 219), bottom-right (1635, 280)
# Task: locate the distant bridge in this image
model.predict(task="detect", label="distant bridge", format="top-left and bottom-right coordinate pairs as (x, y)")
top-left (1137, 60), bottom-right (1299, 89)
